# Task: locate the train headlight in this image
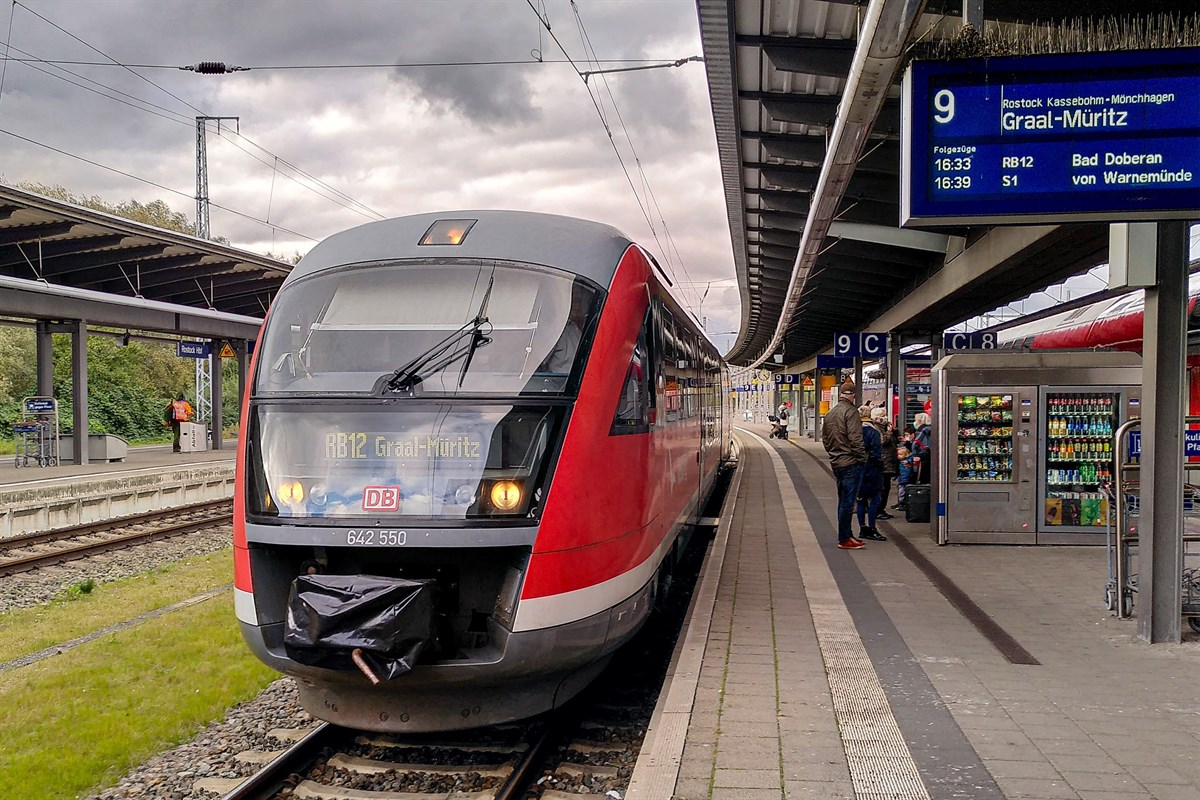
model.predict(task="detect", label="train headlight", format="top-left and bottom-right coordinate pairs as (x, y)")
top-left (490, 480), bottom-right (522, 511)
top-left (277, 479), bottom-right (306, 505)
top-left (455, 484), bottom-right (477, 505)
top-left (419, 218), bottom-right (477, 246)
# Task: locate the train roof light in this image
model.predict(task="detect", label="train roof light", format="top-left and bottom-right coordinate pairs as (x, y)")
top-left (419, 219), bottom-right (476, 246)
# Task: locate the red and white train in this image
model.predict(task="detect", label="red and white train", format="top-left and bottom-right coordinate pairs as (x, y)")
top-left (234, 211), bottom-right (731, 731)
top-left (998, 271), bottom-right (1200, 412)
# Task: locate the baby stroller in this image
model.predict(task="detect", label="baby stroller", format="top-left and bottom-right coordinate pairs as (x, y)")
top-left (768, 414), bottom-right (788, 440)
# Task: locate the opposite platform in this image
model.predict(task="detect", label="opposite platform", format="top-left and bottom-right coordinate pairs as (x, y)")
top-left (0, 443), bottom-right (235, 538)
top-left (630, 426), bottom-right (1200, 800)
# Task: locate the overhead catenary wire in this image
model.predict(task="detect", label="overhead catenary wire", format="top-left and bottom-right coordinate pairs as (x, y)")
top-left (526, 0), bottom-right (705, 316)
top-left (0, 127), bottom-right (319, 243)
top-left (0, 56), bottom-right (690, 70)
top-left (0, 37), bottom-right (385, 223)
top-left (569, 1), bottom-right (700, 313)
top-left (13, 0), bottom-right (204, 115)
top-left (1, 1), bottom-right (385, 230)
top-left (0, 1), bottom-right (18, 161)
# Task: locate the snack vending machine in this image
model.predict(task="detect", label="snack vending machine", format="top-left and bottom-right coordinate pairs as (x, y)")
top-left (1040, 388), bottom-right (1134, 536)
top-left (932, 351), bottom-right (1141, 545)
top-left (946, 387), bottom-right (1037, 540)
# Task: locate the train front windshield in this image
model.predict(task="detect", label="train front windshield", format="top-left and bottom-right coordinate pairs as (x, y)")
top-left (255, 260), bottom-right (603, 397)
top-left (247, 404), bottom-right (558, 520)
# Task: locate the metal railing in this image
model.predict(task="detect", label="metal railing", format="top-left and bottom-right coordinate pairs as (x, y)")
top-left (1111, 416), bottom-right (1200, 619)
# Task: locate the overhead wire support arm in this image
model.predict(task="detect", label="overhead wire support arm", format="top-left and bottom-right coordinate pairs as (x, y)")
top-left (579, 55), bottom-right (704, 83)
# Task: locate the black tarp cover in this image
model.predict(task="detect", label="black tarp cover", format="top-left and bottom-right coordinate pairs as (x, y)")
top-left (284, 574), bottom-right (437, 680)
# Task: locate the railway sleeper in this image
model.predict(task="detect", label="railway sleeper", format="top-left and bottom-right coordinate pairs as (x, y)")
top-left (355, 734), bottom-right (528, 755)
top-left (566, 740), bottom-right (631, 755)
top-left (233, 748), bottom-right (288, 764)
top-left (270, 726), bottom-right (321, 743)
top-left (327, 753), bottom-right (515, 778)
top-left (292, 782), bottom-right (497, 800)
top-left (556, 763), bottom-right (621, 780)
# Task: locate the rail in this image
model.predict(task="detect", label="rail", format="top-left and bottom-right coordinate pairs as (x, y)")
top-left (1112, 416), bottom-right (1200, 619)
top-left (0, 500), bottom-right (232, 575)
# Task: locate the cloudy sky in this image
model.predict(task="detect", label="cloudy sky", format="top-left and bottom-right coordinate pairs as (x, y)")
top-left (0, 0), bottom-right (742, 352)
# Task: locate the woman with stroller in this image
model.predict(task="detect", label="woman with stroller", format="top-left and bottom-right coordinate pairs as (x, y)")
top-left (769, 402), bottom-right (790, 439)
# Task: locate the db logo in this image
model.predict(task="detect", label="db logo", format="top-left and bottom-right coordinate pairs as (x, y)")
top-left (362, 486), bottom-right (400, 512)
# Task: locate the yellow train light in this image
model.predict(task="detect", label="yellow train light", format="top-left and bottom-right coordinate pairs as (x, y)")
top-left (490, 480), bottom-right (522, 511)
top-left (277, 480), bottom-right (305, 505)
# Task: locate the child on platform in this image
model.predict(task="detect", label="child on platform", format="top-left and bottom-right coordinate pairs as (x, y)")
top-left (895, 446), bottom-right (914, 509)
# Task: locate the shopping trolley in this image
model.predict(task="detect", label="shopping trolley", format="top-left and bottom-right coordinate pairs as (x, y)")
top-left (13, 396), bottom-right (59, 468)
top-left (1101, 480), bottom-right (1134, 617)
top-left (13, 420), bottom-right (57, 467)
top-left (1104, 478), bottom-right (1200, 633)
top-left (1185, 564), bottom-right (1200, 634)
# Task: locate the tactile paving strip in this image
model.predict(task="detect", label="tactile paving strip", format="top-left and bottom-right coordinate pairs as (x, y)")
top-left (763, 437), bottom-right (930, 800)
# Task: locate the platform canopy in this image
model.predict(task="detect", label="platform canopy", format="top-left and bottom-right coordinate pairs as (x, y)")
top-left (0, 183), bottom-right (291, 320)
top-left (698, 0), bottom-right (1190, 367)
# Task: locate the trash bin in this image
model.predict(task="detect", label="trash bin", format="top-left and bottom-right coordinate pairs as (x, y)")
top-left (905, 484), bottom-right (931, 523)
top-left (179, 421), bottom-right (208, 452)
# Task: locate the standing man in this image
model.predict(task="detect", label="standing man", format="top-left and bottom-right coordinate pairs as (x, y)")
top-left (822, 379), bottom-right (868, 549)
top-left (165, 392), bottom-right (195, 453)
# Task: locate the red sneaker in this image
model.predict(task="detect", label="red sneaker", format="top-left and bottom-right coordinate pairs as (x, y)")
top-left (837, 539), bottom-right (865, 549)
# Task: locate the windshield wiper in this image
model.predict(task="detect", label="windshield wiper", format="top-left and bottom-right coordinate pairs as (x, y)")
top-left (384, 273), bottom-right (495, 393)
top-left (456, 274), bottom-right (495, 388)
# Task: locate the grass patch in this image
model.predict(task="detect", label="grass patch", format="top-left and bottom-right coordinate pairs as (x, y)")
top-left (0, 591), bottom-right (277, 800)
top-left (0, 549), bottom-right (234, 665)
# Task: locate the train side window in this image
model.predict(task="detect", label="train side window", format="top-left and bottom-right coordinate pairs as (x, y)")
top-left (663, 314), bottom-right (681, 423)
top-left (610, 310), bottom-right (652, 436)
top-left (645, 303), bottom-right (659, 425)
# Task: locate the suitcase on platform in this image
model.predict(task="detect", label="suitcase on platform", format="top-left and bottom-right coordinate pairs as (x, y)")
top-left (905, 484), bottom-right (930, 523)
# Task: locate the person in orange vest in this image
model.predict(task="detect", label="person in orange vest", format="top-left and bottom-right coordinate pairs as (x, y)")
top-left (164, 392), bottom-right (195, 453)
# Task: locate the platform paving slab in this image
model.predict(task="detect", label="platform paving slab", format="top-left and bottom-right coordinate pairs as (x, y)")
top-left (630, 426), bottom-right (1199, 799)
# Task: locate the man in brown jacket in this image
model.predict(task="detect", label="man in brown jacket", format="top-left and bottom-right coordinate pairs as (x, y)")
top-left (821, 379), bottom-right (868, 549)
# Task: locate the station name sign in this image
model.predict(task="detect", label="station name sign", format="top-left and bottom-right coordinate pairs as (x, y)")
top-left (177, 341), bottom-right (210, 358)
top-left (901, 47), bottom-right (1200, 226)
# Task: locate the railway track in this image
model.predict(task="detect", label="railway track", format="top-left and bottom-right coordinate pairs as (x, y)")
top-left (204, 521), bottom-right (712, 800)
top-left (200, 465), bottom-right (733, 800)
top-left (0, 500), bottom-right (233, 575)
top-left (210, 721), bottom-right (556, 800)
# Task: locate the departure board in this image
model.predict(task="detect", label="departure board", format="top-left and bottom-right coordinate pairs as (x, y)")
top-left (901, 48), bottom-right (1200, 226)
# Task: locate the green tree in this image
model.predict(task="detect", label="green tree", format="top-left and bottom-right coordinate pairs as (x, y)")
top-left (16, 183), bottom-right (230, 243)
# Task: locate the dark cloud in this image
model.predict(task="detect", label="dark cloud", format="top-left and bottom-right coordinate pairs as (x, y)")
top-left (0, 0), bottom-right (737, 347)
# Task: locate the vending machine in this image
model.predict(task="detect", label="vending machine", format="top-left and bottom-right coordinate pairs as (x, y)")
top-left (1039, 388), bottom-right (1138, 538)
top-left (932, 351), bottom-right (1141, 544)
top-left (947, 387), bottom-right (1037, 538)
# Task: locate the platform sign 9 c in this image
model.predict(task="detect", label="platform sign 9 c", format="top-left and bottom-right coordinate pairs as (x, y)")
top-left (833, 332), bottom-right (887, 359)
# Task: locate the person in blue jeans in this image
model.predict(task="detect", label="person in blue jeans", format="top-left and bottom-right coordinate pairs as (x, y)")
top-left (855, 405), bottom-right (887, 541)
top-left (821, 380), bottom-right (868, 549)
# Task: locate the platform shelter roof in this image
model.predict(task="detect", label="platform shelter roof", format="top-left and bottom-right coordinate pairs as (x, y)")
top-left (0, 183), bottom-right (291, 323)
top-left (698, 0), bottom-right (1189, 367)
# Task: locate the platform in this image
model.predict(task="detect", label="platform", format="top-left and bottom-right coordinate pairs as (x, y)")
top-left (0, 443), bottom-right (235, 539)
top-left (629, 427), bottom-right (1200, 800)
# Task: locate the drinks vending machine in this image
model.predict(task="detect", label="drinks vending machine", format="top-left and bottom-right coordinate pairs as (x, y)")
top-left (932, 352), bottom-right (1142, 544)
top-left (1041, 390), bottom-right (1127, 533)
